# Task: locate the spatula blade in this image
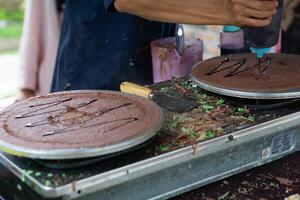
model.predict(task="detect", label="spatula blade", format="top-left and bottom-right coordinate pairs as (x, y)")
top-left (152, 93), bottom-right (198, 113)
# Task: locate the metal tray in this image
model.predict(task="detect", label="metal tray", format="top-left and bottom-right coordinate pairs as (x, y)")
top-left (1, 111), bottom-right (300, 199)
top-left (0, 90), bottom-right (163, 160)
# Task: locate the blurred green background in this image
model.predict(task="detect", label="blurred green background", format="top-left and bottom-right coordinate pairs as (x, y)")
top-left (0, 0), bottom-right (23, 107)
top-left (0, 0), bottom-right (23, 41)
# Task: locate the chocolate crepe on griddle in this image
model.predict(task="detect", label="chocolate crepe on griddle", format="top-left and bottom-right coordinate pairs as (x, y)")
top-left (191, 53), bottom-right (300, 99)
top-left (0, 91), bottom-right (161, 152)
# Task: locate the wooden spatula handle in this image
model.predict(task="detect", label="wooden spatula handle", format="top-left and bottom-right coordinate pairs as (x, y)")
top-left (120, 82), bottom-right (152, 99)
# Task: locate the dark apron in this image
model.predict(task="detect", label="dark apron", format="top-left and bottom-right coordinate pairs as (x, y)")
top-left (51, 0), bottom-right (175, 92)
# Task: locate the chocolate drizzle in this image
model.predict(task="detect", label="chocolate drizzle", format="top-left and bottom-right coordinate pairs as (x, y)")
top-left (28, 98), bottom-right (72, 108)
top-left (205, 57), bottom-right (229, 75)
top-left (41, 103), bottom-right (134, 137)
top-left (19, 95), bottom-right (136, 137)
top-left (224, 58), bottom-right (247, 77)
top-left (42, 117), bottom-right (138, 137)
top-left (24, 101), bottom-right (134, 137)
top-left (257, 57), bottom-right (272, 73)
top-left (16, 98), bottom-right (97, 119)
top-left (205, 56), bottom-right (272, 77)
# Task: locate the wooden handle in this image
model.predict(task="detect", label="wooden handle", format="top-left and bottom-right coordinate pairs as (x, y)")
top-left (120, 82), bottom-right (152, 99)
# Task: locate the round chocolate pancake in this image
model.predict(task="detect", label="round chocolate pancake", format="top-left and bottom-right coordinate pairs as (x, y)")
top-left (0, 91), bottom-right (162, 159)
top-left (191, 53), bottom-right (300, 99)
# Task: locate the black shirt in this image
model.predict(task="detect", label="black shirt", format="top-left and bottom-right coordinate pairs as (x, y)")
top-left (51, 0), bottom-right (175, 92)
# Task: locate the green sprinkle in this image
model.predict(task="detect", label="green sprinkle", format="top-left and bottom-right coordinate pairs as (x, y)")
top-left (173, 115), bottom-right (185, 122)
top-left (180, 80), bottom-right (190, 87)
top-left (159, 145), bottom-right (170, 152)
top-left (201, 104), bottom-right (214, 112)
top-left (61, 173), bottom-right (66, 177)
top-left (188, 132), bottom-right (196, 140)
top-left (169, 121), bottom-right (178, 130)
top-left (44, 180), bottom-right (52, 187)
top-left (248, 115), bottom-right (255, 122)
top-left (218, 191), bottom-right (230, 200)
top-left (216, 99), bottom-right (225, 106)
top-left (47, 173), bottom-right (53, 178)
top-left (196, 93), bottom-right (208, 100)
top-left (206, 130), bottom-right (216, 138)
top-left (169, 115), bottom-right (186, 130)
top-left (25, 170), bottom-right (34, 176)
top-left (238, 107), bottom-right (246, 113)
top-left (160, 87), bottom-right (169, 92)
top-left (217, 127), bottom-right (225, 132)
top-left (21, 171), bottom-right (25, 182)
top-left (34, 172), bottom-right (41, 177)
top-left (181, 127), bottom-right (196, 139)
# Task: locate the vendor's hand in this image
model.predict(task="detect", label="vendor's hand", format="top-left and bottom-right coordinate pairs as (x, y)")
top-left (225, 0), bottom-right (279, 27)
top-left (16, 89), bottom-right (35, 101)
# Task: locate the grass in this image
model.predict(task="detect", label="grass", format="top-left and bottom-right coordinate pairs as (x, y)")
top-left (0, 22), bottom-right (22, 39)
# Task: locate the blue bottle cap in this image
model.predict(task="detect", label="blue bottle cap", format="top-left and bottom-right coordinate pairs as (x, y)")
top-left (223, 26), bottom-right (241, 32)
top-left (250, 47), bottom-right (271, 59)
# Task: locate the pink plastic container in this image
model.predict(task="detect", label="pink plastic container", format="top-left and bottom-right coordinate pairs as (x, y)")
top-left (151, 37), bottom-right (203, 83)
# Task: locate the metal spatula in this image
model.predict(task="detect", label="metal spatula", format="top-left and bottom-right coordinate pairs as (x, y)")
top-left (120, 82), bottom-right (198, 113)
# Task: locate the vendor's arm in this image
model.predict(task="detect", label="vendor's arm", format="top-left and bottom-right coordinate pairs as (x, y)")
top-left (114, 0), bottom-right (279, 27)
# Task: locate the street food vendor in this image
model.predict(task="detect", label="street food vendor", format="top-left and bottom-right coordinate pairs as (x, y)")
top-left (51, 0), bottom-right (279, 92)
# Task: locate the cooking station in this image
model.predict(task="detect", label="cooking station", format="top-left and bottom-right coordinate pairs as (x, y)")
top-left (1, 53), bottom-right (300, 200)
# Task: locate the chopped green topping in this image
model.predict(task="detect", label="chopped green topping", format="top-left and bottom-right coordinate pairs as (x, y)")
top-left (44, 180), bottom-right (52, 187)
top-left (217, 127), bottom-right (225, 132)
top-left (180, 80), bottom-right (190, 87)
top-left (173, 115), bottom-right (186, 122)
top-left (201, 104), bottom-right (214, 112)
top-left (218, 191), bottom-right (230, 200)
top-left (25, 170), bottom-right (34, 176)
top-left (169, 115), bottom-right (186, 130)
top-left (169, 121), bottom-right (178, 130)
top-left (61, 173), bottom-right (66, 177)
top-left (216, 98), bottom-right (226, 106)
top-left (181, 127), bottom-right (189, 134)
top-left (270, 182), bottom-right (279, 188)
top-left (248, 115), bottom-right (256, 122)
top-left (188, 134), bottom-right (196, 140)
top-left (181, 127), bottom-right (196, 139)
top-left (47, 173), bottom-right (53, 178)
top-left (21, 170), bottom-right (26, 182)
top-left (206, 130), bottom-right (216, 138)
top-left (195, 93), bottom-right (208, 100)
top-left (34, 172), bottom-right (41, 177)
top-left (159, 145), bottom-right (170, 152)
top-left (160, 87), bottom-right (169, 92)
top-left (199, 130), bottom-right (217, 141)
top-left (238, 107), bottom-right (246, 113)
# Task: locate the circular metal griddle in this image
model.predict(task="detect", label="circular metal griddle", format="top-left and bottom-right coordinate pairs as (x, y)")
top-left (0, 90), bottom-right (163, 160)
top-left (191, 53), bottom-right (300, 99)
